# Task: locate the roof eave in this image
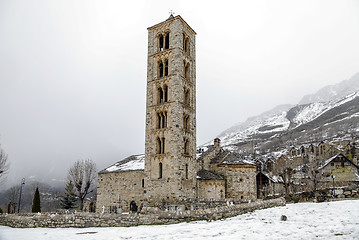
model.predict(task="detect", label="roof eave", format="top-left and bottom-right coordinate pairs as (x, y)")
top-left (147, 15), bottom-right (196, 35)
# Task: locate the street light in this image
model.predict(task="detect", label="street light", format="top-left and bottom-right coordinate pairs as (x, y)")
top-left (17, 178), bottom-right (25, 213)
top-left (332, 175), bottom-right (335, 199)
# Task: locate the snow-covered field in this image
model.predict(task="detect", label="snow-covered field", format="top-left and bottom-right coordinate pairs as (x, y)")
top-left (1, 200), bottom-right (358, 240)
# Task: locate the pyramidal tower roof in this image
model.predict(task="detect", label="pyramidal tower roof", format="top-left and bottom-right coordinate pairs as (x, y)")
top-left (147, 14), bottom-right (196, 35)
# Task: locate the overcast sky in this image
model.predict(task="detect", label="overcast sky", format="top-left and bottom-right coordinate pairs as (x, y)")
top-left (1, 0), bottom-right (359, 187)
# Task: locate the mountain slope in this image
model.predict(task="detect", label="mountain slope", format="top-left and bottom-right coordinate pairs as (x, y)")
top-left (215, 89), bottom-right (359, 149)
top-left (299, 73), bottom-right (359, 104)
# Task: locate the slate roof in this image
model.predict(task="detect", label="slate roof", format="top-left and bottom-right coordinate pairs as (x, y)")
top-left (257, 171), bottom-right (284, 183)
top-left (99, 154), bottom-right (145, 174)
top-left (212, 150), bottom-right (255, 166)
top-left (317, 153), bottom-right (359, 170)
top-left (197, 145), bottom-right (215, 161)
top-left (197, 169), bottom-right (224, 180)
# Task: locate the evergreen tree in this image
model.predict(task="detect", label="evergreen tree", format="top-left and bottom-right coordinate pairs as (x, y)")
top-left (60, 180), bottom-right (78, 209)
top-left (32, 187), bottom-right (41, 213)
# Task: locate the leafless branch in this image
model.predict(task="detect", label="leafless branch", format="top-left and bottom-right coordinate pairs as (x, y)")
top-left (68, 159), bottom-right (97, 210)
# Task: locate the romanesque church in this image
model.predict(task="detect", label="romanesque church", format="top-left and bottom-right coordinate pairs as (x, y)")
top-left (96, 15), bottom-right (256, 213)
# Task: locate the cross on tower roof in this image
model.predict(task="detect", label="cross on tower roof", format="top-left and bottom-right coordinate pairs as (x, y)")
top-left (167, 10), bottom-right (175, 20)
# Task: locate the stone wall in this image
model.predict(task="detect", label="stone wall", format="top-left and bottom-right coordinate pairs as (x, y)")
top-left (96, 170), bottom-right (146, 213)
top-left (0, 198), bottom-right (285, 228)
top-left (198, 179), bottom-right (225, 199)
top-left (285, 185), bottom-right (359, 202)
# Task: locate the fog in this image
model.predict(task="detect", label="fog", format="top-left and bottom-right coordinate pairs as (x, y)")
top-left (1, 0), bottom-right (358, 188)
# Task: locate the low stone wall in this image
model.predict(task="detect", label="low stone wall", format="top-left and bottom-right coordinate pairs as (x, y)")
top-left (0, 198), bottom-right (285, 228)
top-left (285, 185), bottom-right (359, 203)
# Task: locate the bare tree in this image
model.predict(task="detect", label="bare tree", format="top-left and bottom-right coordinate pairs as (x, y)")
top-left (0, 145), bottom-right (9, 185)
top-left (279, 167), bottom-right (293, 194)
top-left (68, 159), bottom-right (97, 211)
top-left (5, 185), bottom-right (20, 213)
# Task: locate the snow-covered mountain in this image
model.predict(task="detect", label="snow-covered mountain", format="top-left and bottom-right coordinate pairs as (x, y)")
top-left (214, 74), bottom-right (359, 149)
top-left (299, 73), bottom-right (359, 104)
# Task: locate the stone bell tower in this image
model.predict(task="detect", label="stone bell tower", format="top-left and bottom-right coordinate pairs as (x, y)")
top-left (144, 15), bottom-right (197, 205)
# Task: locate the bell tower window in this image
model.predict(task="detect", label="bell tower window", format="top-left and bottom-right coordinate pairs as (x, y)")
top-left (158, 61), bottom-right (163, 78)
top-left (158, 32), bottom-right (169, 52)
top-left (157, 86), bottom-right (168, 104)
top-left (158, 87), bottom-right (164, 104)
top-left (157, 111), bottom-right (167, 129)
top-left (183, 33), bottom-right (190, 55)
top-left (184, 138), bottom-right (189, 155)
top-left (184, 88), bottom-right (190, 105)
top-left (185, 63), bottom-right (190, 80)
top-left (184, 114), bottom-right (190, 131)
top-left (157, 137), bottom-right (165, 154)
top-left (159, 162), bottom-right (163, 179)
top-left (165, 32), bottom-right (170, 49)
top-left (159, 34), bottom-right (164, 51)
top-left (158, 59), bottom-right (169, 79)
top-left (164, 85), bottom-right (168, 102)
top-left (164, 59), bottom-right (168, 76)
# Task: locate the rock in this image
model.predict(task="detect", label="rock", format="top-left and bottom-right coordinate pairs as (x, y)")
top-left (316, 196), bottom-right (326, 202)
top-left (280, 215), bottom-right (287, 221)
top-left (345, 184), bottom-right (358, 191)
top-left (335, 189), bottom-right (344, 195)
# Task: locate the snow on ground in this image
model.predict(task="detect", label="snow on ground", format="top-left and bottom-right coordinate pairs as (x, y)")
top-left (1, 200), bottom-right (358, 240)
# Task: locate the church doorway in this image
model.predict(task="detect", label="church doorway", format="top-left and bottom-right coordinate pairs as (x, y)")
top-left (130, 201), bottom-right (138, 212)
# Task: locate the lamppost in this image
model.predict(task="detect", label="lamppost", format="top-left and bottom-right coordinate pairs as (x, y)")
top-left (332, 175), bottom-right (335, 199)
top-left (17, 178), bottom-right (25, 213)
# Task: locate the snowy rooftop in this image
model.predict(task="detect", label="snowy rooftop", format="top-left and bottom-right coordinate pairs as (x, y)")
top-left (99, 154), bottom-right (145, 174)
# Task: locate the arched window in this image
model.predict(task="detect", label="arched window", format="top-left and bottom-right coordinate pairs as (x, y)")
top-left (157, 137), bottom-right (165, 154)
top-left (164, 59), bottom-right (168, 77)
top-left (183, 34), bottom-right (190, 54)
top-left (184, 114), bottom-right (189, 131)
top-left (184, 88), bottom-right (190, 105)
top-left (184, 38), bottom-right (190, 54)
top-left (158, 59), bottom-right (169, 79)
top-left (159, 34), bottom-right (164, 51)
top-left (162, 137), bottom-right (165, 154)
top-left (164, 85), bottom-right (168, 102)
top-left (165, 32), bottom-right (169, 49)
top-left (157, 137), bottom-right (162, 154)
top-left (130, 201), bottom-right (138, 212)
top-left (159, 162), bottom-right (163, 179)
top-left (184, 138), bottom-right (189, 155)
top-left (185, 63), bottom-right (190, 80)
top-left (157, 111), bottom-right (167, 129)
top-left (158, 87), bottom-right (164, 104)
top-left (158, 86), bottom-right (168, 104)
top-left (158, 61), bottom-right (163, 78)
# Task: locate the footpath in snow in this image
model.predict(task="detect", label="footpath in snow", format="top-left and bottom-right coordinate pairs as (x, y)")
top-left (1, 200), bottom-right (358, 240)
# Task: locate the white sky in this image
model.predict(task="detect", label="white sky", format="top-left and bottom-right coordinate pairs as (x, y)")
top-left (1, 0), bottom-right (359, 187)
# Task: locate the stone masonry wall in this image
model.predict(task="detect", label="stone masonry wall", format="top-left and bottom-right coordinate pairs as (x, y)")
top-left (144, 16), bottom-right (197, 205)
top-left (96, 170), bottom-right (146, 213)
top-left (0, 198), bottom-right (285, 228)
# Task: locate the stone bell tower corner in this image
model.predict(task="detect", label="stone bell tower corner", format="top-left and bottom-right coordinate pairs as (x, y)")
top-left (143, 15), bottom-right (197, 206)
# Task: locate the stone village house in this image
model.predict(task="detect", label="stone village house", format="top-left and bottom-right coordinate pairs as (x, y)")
top-left (256, 141), bottom-right (359, 197)
top-left (96, 15), bottom-right (257, 213)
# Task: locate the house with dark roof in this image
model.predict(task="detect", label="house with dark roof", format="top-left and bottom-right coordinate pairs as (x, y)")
top-left (317, 153), bottom-right (359, 188)
top-left (197, 138), bottom-right (257, 200)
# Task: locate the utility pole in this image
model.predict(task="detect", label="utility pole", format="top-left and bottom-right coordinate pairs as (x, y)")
top-left (332, 175), bottom-right (335, 199)
top-left (17, 178), bottom-right (25, 213)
